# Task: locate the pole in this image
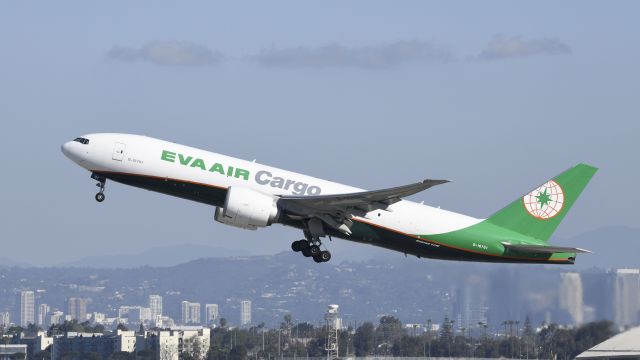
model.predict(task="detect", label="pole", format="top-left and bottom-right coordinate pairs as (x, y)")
top-left (427, 319), bottom-right (432, 360)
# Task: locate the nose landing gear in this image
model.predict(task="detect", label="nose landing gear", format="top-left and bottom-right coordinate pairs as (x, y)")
top-left (91, 173), bottom-right (106, 203)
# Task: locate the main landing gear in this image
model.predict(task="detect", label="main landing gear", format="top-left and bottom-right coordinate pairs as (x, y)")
top-left (291, 239), bottom-right (332, 263)
top-left (91, 173), bottom-right (106, 203)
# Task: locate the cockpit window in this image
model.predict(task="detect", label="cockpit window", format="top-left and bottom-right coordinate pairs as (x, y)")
top-left (73, 137), bottom-right (90, 145)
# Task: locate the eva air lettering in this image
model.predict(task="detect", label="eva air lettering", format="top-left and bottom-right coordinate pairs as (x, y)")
top-left (161, 150), bottom-right (249, 180)
top-left (255, 170), bottom-right (321, 196)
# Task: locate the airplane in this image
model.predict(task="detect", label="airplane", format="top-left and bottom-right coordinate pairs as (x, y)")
top-left (61, 133), bottom-right (596, 264)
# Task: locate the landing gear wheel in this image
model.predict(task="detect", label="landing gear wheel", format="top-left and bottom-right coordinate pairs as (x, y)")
top-left (313, 255), bottom-right (323, 263)
top-left (291, 240), bottom-right (306, 252)
top-left (309, 245), bottom-right (321, 257)
top-left (302, 248), bottom-right (312, 257)
top-left (319, 250), bottom-right (331, 262)
top-left (95, 193), bottom-right (105, 202)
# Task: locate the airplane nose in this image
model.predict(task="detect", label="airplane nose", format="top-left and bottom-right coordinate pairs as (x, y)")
top-left (61, 140), bottom-right (87, 163)
top-left (61, 141), bottom-right (72, 157)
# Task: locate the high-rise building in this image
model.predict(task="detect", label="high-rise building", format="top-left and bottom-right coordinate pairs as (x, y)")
top-left (181, 301), bottom-right (190, 325)
top-left (613, 269), bottom-right (640, 327)
top-left (456, 275), bottom-right (489, 331)
top-left (20, 291), bottom-right (35, 326)
top-left (205, 304), bottom-right (219, 326)
top-left (189, 303), bottom-right (201, 324)
top-left (559, 272), bottom-right (584, 325)
top-left (180, 301), bottom-right (200, 325)
top-left (68, 298), bottom-right (88, 322)
top-left (0, 311), bottom-right (10, 327)
top-left (38, 304), bottom-right (50, 326)
top-left (240, 300), bottom-right (251, 326)
top-left (149, 295), bottom-right (163, 320)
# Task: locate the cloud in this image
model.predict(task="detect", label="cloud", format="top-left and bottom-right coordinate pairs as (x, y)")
top-left (477, 35), bottom-right (571, 60)
top-left (107, 41), bottom-right (224, 66)
top-left (249, 40), bottom-right (453, 69)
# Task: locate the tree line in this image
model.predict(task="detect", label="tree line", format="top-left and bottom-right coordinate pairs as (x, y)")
top-left (206, 315), bottom-right (616, 360)
top-left (1, 316), bottom-right (617, 360)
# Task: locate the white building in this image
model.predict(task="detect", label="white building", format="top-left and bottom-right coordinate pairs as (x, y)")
top-left (0, 345), bottom-right (27, 360)
top-left (205, 304), bottom-right (218, 326)
top-left (0, 312), bottom-right (10, 327)
top-left (20, 290), bottom-right (35, 326)
top-left (560, 272), bottom-right (585, 325)
top-left (118, 306), bottom-right (152, 324)
top-left (181, 302), bottom-right (201, 325)
top-left (37, 304), bottom-right (50, 326)
top-left (143, 327), bottom-right (211, 360)
top-left (155, 316), bottom-right (176, 328)
top-left (149, 295), bottom-right (163, 320)
top-left (240, 300), bottom-right (251, 326)
top-left (49, 311), bottom-right (64, 325)
top-left (613, 269), bottom-right (640, 327)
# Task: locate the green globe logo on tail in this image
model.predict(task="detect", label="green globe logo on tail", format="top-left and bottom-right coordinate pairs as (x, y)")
top-left (523, 180), bottom-right (565, 219)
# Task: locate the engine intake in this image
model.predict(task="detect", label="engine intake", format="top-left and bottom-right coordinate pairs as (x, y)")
top-left (214, 186), bottom-right (278, 230)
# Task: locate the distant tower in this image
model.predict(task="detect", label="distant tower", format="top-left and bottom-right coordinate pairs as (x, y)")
top-left (205, 304), bottom-right (219, 326)
top-left (613, 269), bottom-right (640, 327)
top-left (68, 298), bottom-right (88, 322)
top-left (559, 272), bottom-right (585, 325)
top-left (324, 305), bottom-right (341, 360)
top-left (38, 304), bottom-right (50, 326)
top-left (20, 291), bottom-right (35, 326)
top-left (240, 300), bottom-right (252, 326)
top-left (189, 303), bottom-right (201, 324)
top-left (149, 295), bottom-right (163, 321)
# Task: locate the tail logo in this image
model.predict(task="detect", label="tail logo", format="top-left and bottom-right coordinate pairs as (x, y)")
top-left (522, 180), bottom-right (565, 219)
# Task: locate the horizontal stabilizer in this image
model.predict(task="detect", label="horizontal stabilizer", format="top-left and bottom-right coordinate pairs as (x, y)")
top-left (502, 242), bottom-right (592, 254)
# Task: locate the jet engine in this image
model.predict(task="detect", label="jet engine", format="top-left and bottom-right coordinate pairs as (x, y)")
top-left (214, 186), bottom-right (279, 230)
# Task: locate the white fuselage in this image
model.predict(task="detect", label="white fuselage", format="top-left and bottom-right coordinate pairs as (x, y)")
top-left (62, 133), bottom-right (482, 238)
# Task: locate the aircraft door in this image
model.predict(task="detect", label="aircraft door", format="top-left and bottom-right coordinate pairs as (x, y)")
top-left (112, 142), bottom-right (126, 161)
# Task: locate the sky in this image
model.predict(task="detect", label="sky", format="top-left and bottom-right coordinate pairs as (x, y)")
top-left (0, 1), bottom-right (639, 266)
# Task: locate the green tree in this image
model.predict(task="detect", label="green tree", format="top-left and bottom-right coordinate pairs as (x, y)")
top-left (353, 322), bottom-right (375, 356)
top-left (229, 345), bottom-right (246, 360)
top-left (377, 316), bottom-right (404, 345)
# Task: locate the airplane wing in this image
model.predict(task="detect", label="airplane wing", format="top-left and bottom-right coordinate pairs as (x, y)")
top-left (502, 243), bottom-right (592, 254)
top-left (278, 179), bottom-right (449, 235)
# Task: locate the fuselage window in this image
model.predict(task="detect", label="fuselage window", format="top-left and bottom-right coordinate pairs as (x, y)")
top-left (73, 137), bottom-right (90, 145)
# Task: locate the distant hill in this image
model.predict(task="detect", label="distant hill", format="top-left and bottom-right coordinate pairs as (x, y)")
top-left (58, 243), bottom-right (253, 268)
top-left (0, 257), bottom-right (32, 267)
top-left (556, 226), bottom-right (640, 269)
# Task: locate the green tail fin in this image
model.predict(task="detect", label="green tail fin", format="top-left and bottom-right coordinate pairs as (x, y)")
top-left (487, 163), bottom-right (598, 242)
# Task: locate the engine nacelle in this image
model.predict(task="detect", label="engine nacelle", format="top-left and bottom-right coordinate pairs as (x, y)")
top-left (214, 187), bottom-right (279, 230)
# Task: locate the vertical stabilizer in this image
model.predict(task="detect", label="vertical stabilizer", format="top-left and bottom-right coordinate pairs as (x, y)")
top-left (486, 163), bottom-right (597, 242)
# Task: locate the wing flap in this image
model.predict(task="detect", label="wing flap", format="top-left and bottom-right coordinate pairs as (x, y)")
top-left (502, 243), bottom-right (592, 254)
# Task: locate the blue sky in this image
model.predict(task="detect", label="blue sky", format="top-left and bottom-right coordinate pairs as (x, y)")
top-left (1, 1), bottom-right (638, 265)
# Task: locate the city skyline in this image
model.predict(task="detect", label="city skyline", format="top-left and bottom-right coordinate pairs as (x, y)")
top-left (4, 261), bottom-right (639, 332)
top-left (1, 2), bottom-right (640, 266)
